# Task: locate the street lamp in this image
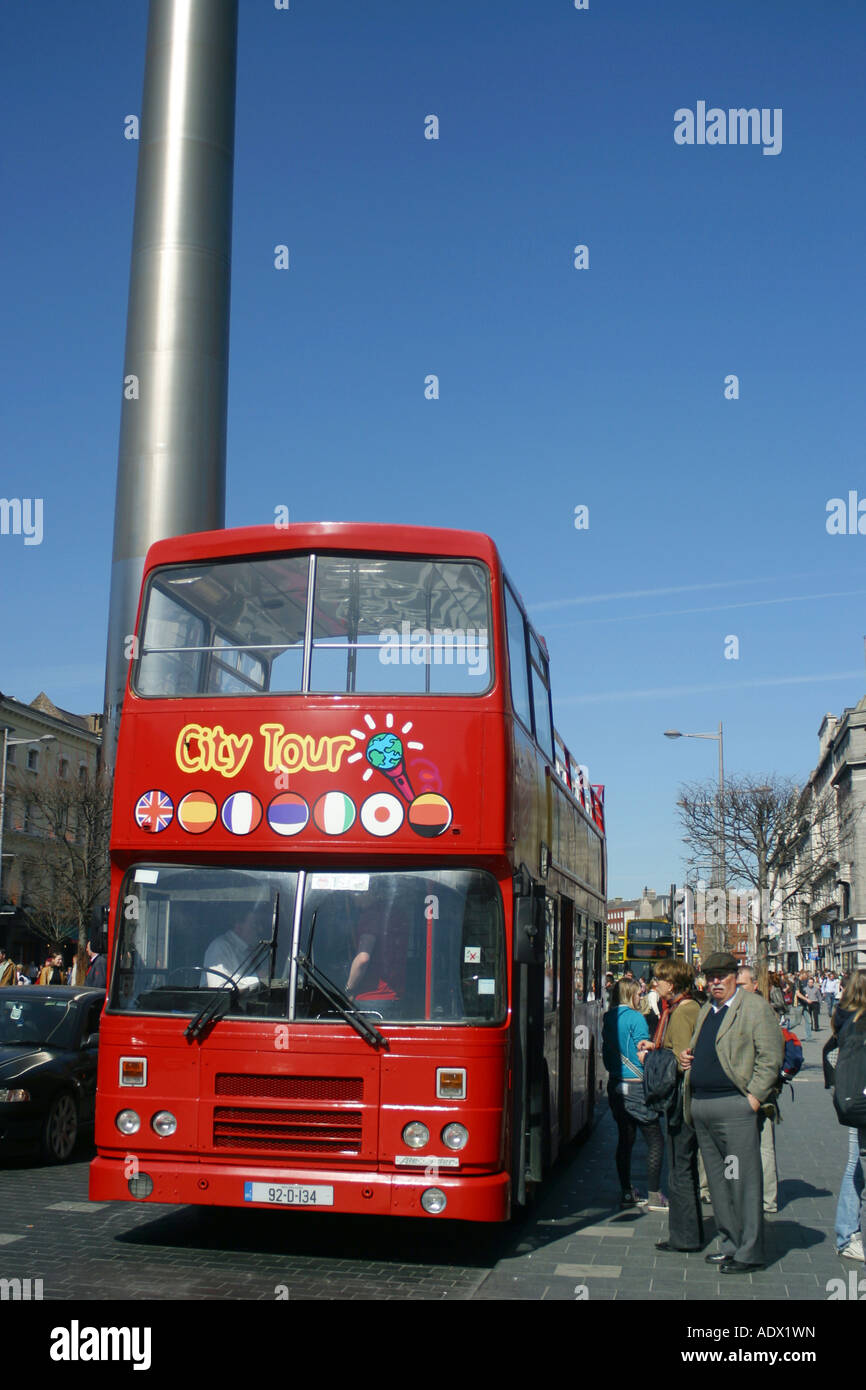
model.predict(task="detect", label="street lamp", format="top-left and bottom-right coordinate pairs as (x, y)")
top-left (0, 729), bottom-right (57, 911)
top-left (665, 723), bottom-right (726, 951)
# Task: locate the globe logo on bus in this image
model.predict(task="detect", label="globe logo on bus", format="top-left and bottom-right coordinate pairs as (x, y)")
top-left (365, 732), bottom-right (415, 803)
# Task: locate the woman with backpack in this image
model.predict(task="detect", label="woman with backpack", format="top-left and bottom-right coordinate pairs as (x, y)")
top-left (822, 970), bottom-right (866, 1262)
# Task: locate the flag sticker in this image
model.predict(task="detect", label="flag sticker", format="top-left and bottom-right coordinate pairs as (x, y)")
top-left (221, 791), bottom-right (263, 836)
top-left (312, 791), bottom-right (356, 836)
top-left (134, 790), bottom-right (174, 834)
top-left (267, 792), bottom-right (309, 837)
top-left (360, 792), bottom-right (404, 838)
top-left (177, 790), bottom-right (218, 835)
top-left (407, 792), bottom-right (453, 838)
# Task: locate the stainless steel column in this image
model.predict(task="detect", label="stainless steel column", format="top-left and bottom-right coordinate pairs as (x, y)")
top-left (103, 0), bottom-right (238, 767)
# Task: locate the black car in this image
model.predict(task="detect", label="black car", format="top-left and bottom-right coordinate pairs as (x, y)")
top-left (0, 987), bottom-right (104, 1162)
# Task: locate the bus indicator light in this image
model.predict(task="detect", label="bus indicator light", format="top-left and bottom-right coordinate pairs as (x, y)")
top-left (436, 1068), bottom-right (466, 1100)
top-left (119, 1057), bottom-right (147, 1087)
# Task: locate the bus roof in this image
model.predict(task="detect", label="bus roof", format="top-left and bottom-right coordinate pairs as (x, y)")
top-left (143, 523), bottom-right (503, 572)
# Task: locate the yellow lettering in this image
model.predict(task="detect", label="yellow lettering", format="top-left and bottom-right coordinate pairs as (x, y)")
top-left (260, 723), bottom-right (284, 773)
top-left (177, 723), bottom-right (206, 773)
top-left (179, 724), bottom-right (357, 777)
top-left (257, 725), bottom-right (355, 774)
top-left (324, 734), bottom-right (356, 771)
top-left (176, 723), bottom-right (252, 777)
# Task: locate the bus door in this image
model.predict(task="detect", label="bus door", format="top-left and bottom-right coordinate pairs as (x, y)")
top-left (542, 895), bottom-right (560, 1163)
top-left (557, 895), bottom-right (575, 1147)
top-left (511, 873), bottom-right (546, 1203)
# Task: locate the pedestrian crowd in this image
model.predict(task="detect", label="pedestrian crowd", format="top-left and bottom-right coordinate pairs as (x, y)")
top-left (0, 940), bottom-right (107, 990)
top-left (602, 958), bottom-right (866, 1272)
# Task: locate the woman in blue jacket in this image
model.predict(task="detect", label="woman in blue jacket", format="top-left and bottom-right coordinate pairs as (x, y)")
top-left (602, 977), bottom-right (667, 1209)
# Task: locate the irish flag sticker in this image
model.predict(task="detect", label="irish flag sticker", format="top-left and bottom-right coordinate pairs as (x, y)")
top-left (220, 791), bottom-right (263, 836)
top-left (312, 791), bottom-right (356, 836)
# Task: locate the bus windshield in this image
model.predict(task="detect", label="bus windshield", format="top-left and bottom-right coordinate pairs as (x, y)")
top-left (111, 866), bottom-right (505, 1026)
top-left (134, 553), bottom-right (492, 697)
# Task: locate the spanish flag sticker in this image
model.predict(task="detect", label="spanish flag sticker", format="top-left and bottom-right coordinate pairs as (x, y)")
top-left (407, 792), bottom-right (453, 837)
top-left (177, 791), bottom-right (218, 835)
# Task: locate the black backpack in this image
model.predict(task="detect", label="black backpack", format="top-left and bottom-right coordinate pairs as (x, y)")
top-left (643, 1046), bottom-right (679, 1112)
top-left (832, 1015), bottom-right (866, 1127)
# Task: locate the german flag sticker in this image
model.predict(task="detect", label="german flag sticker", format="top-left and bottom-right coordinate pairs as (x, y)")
top-left (177, 791), bottom-right (218, 835)
top-left (407, 792), bottom-right (453, 837)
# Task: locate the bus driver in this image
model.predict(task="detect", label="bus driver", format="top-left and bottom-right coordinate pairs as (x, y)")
top-left (202, 902), bottom-right (272, 993)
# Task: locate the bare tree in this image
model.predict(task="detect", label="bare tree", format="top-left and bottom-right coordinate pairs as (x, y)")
top-left (677, 773), bottom-right (855, 961)
top-left (11, 769), bottom-right (111, 977)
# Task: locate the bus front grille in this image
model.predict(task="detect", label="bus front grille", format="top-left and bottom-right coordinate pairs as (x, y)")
top-left (212, 1105), bottom-right (363, 1155)
top-left (214, 1073), bottom-right (363, 1102)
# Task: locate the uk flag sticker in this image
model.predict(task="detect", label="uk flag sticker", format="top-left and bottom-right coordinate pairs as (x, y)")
top-left (135, 790), bottom-right (174, 833)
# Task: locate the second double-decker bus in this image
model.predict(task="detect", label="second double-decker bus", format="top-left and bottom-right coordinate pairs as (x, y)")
top-left (90, 523), bottom-right (606, 1222)
top-left (623, 919), bottom-right (677, 981)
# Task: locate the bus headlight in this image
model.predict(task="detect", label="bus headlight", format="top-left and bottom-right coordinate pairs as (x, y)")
top-left (441, 1122), bottom-right (468, 1151)
top-left (151, 1111), bottom-right (177, 1137)
top-left (401, 1121), bottom-right (430, 1149)
top-left (421, 1188), bottom-right (447, 1214)
top-left (116, 1109), bottom-right (141, 1135)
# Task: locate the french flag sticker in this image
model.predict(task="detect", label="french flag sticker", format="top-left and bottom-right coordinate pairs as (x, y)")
top-left (221, 791), bottom-right (263, 835)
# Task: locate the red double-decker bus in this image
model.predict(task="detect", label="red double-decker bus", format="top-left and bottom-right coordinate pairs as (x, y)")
top-left (90, 523), bottom-right (606, 1222)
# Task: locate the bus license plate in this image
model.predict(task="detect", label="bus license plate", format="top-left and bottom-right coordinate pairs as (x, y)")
top-left (244, 1182), bottom-right (334, 1207)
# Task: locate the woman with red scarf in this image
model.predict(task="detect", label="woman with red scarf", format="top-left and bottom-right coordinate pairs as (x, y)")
top-left (646, 959), bottom-right (705, 1252)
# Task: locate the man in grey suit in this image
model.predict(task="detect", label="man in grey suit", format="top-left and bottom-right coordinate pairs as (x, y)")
top-left (680, 951), bottom-right (784, 1273)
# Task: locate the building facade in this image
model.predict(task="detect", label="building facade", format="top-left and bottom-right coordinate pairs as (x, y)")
top-left (777, 697), bottom-right (866, 975)
top-left (0, 691), bottom-right (102, 967)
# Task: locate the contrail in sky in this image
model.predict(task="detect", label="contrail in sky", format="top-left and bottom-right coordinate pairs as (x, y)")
top-left (539, 589), bottom-right (866, 629)
top-left (557, 670), bottom-right (865, 705)
top-left (529, 570), bottom-right (845, 613)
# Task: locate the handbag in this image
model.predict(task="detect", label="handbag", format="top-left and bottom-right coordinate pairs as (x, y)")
top-left (642, 1000), bottom-right (681, 1113)
top-left (617, 1049), bottom-right (658, 1124)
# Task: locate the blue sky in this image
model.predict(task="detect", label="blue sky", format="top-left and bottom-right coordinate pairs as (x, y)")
top-left (1, 0), bottom-right (864, 896)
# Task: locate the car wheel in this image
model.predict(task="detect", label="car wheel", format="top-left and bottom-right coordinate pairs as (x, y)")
top-left (42, 1092), bottom-right (79, 1163)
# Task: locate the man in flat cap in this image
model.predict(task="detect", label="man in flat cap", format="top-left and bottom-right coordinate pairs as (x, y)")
top-left (680, 950), bottom-right (783, 1273)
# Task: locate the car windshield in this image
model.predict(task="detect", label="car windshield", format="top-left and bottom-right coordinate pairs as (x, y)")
top-left (111, 865), bottom-right (505, 1025)
top-left (0, 996), bottom-right (78, 1048)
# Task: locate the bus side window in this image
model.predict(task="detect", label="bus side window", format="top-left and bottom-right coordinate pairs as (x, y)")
top-left (544, 897), bottom-right (558, 1011)
top-left (573, 918), bottom-right (587, 1003)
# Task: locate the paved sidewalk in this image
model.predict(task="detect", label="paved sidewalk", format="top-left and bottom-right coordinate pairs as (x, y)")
top-left (473, 1013), bottom-right (863, 1300)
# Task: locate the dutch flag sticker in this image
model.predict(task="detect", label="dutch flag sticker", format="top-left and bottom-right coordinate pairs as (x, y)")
top-left (267, 792), bottom-right (309, 837)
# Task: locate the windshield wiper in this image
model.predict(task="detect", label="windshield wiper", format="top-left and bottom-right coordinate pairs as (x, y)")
top-left (185, 892), bottom-right (281, 1042)
top-left (296, 951), bottom-right (388, 1051)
